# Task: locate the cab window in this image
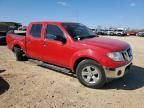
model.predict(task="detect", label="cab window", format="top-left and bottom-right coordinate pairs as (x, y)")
top-left (46, 25), bottom-right (65, 41)
top-left (30, 24), bottom-right (42, 38)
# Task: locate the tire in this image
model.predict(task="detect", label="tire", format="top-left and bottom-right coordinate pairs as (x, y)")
top-left (14, 47), bottom-right (24, 61)
top-left (76, 59), bottom-right (106, 89)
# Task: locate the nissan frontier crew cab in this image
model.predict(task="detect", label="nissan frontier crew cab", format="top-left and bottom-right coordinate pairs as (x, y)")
top-left (6, 22), bottom-right (133, 88)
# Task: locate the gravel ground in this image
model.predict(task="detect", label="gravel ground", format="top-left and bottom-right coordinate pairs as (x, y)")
top-left (0, 36), bottom-right (144, 108)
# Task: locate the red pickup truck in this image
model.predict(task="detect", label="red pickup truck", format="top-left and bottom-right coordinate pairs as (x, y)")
top-left (6, 22), bottom-right (133, 88)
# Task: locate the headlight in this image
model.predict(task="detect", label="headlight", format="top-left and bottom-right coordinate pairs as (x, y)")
top-left (107, 52), bottom-right (124, 61)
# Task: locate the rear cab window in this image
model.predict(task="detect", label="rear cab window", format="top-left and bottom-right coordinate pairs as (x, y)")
top-left (30, 24), bottom-right (42, 38)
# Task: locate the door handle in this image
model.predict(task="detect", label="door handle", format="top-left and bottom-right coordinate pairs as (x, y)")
top-left (42, 43), bottom-right (48, 46)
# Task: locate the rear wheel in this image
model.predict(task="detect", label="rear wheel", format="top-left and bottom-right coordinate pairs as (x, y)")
top-left (76, 59), bottom-right (106, 89)
top-left (14, 47), bottom-right (26, 61)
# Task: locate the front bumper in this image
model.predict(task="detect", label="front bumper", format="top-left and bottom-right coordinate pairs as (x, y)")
top-left (104, 61), bottom-right (132, 79)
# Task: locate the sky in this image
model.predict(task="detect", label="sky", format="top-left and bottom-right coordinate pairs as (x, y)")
top-left (0, 0), bottom-right (144, 29)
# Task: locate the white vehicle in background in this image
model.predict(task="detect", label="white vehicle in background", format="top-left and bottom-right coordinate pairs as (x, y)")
top-left (136, 32), bottom-right (144, 37)
top-left (115, 28), bottom-right (127, 36)
top-left (91, 29), bottom-right (97, 34)
top-left (18, 26), bottom-right (27, 31)
top-left (7, 26), bottom-right (27, 36)
top-left (106, 30), bottom-right (115, 36)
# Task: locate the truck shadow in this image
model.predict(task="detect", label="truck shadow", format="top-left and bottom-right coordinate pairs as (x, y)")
top-left (0, 70), bottom-right (10, 95)
top-left (103, 65), bottom-right (144, 90)
top-left (38, 64), bottom-right (77, 78)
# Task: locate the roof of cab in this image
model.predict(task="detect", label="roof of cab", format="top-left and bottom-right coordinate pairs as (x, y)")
top-left (30, 21), bottom-right (77, 24)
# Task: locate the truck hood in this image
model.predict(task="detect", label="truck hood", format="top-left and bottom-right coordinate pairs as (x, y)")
top-left (79, 37), bottom-right (129, 52)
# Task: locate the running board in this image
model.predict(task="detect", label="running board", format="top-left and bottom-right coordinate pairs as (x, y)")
top-left (28, 59), bottom-right (76, 76)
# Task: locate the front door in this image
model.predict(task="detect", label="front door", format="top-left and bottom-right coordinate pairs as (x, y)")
top-left (42, 24), bottom-right (70, 67)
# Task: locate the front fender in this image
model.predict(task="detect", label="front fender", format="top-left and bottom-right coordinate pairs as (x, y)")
top-left (69, 49), bottom-right (103, 71)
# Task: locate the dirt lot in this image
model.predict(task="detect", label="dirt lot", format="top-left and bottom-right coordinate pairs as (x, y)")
top-left (0, 36), bottom-right (144, 108)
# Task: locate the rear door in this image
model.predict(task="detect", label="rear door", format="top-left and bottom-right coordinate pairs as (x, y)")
top-left (26, 24), bottom-right (44, 60)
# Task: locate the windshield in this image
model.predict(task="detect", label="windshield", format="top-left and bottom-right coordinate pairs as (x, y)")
top-left (62, 23), bottom-right (96, 40)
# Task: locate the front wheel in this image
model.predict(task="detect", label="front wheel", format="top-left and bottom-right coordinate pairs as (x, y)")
top-left (76, 59), bottom-right (106, 89)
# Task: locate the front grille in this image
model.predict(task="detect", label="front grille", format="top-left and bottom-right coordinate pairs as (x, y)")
top-left (121, 48), bottom-right (132, 61)
top-left (127, 48), bottom-right (133, 57)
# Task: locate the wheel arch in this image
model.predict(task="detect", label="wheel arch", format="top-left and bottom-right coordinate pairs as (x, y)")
top-left (73, 57), bottom-right (101, 73)
top-left (12, 44), bottom-right (22, 52)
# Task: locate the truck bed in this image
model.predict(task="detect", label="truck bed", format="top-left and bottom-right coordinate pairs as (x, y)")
top-left (6, 30), bottom-right (26, 51)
